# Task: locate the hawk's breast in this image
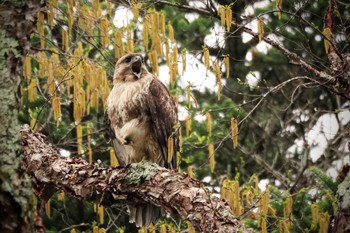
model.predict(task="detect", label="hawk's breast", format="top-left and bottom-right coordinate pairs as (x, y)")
top-left (107, 79), bottom-right (151, 127)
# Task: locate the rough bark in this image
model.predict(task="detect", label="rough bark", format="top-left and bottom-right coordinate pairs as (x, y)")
top-left (21, 125), bottom-right (247, 233)
top-left (333, 165), bottom-right (350, 233)
top-left (0, 1), bottom-right (44, 232)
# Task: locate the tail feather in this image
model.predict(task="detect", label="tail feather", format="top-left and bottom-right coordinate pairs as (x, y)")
top-left (129, 204), bottom-right (161, 227)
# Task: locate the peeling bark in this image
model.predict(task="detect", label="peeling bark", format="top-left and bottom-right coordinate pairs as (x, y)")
top-left (21, 125), bottom-right (247, 233)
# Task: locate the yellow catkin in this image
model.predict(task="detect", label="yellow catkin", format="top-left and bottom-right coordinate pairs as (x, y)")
top-left (138, 228), bottom-right (146, 233)
top-left (326, 192), bottom-right (337, 213)
top-left (167, 136), bottom-right (174, 164)
top-left (70, 228), bottom-right (76, 233)
top-left (311, 203), bottom-right (319, 227)
top-left (87, 127), bottom-right (92, 163)
top-left (93, 226), bottom-right (99, 233)
top-left (276, 0), bottom-right (282, 19)
top-left (57, 192), bottom-right (65, 201)
top-left (78, 41), bottom-right (83, 56)
top-left (100, 17), bottom-right (110, 48)
top-left (209, 143), bottom-right (215, 173)
top-left (67, 1), bottom-right (74, 33)
top-left (213, 61), bottom-right (222, 100)
top-left (148, 50), bottom-right (159, 76)
top-left (74, 87), bottom-right (85, 122)
top-left (279, 220), bottom-right (291, 233)
top-left (110, 148), bottom-right (119, 167)
top-left (45, 200), bottom-right (51, 218)
top-left (48, 0), bottom-right (58, 28)
top-left (76, 124), bottom-right (83, 154)
top-left (233, 181), bottom-right (241, 215)
top-left (127, 29), bottom-right (134, 52)
top-left (169, 47), bottom-right (178, 86)
top-left (206, 112), bottom-right (212, 136)
top-left (223, 55), bottom-right (230, 79)
top-left (90, 88), bottom-right (99, 111)
top-left (87, 147), bottom-right (93, 164)
top-left (52, 97), bottom-right (61, 127)
top-left (323, 28), bottom-right (332, 54)
top-left (106, 0), bottom-right (112, 17)
top-left (30, 118), bottom-right (39, 131)
top-left (259, 187), bottom-right (269, 224)
top-left (319, 212), bottom-right (330, 233)
top-left (261, 218), bottom-right (267, 233)
top-left (283, 195), bottom-right (293, 218)
top-left (168, 23), bottom-right (174, 42)
top-left (143, 18), bottom-right (150, 51)
top-left (187, 166), bottom-right (193, 178)
top-left (188, 221), bottom-right (195, 233)
top-left (181, 49), bottom-right (186, 75)
top-left (172, 46), bottom-right (178, 70)
top-left (225, 6), bottom-right (232, 31)
top-left (28, 78), bottom-right (37, 102)
top-left (165, 39), bottom-right (170, 62)
top-left (203, 46), bottom-right (210, 70)
top-left (231, 118), bottom-right (238, 149)
top-left (185, 116), bottom-right (191, 137)
top-left (24, 55), bottom-right (31, 80)
top-left (98, 206), bottom-right (104, 224)
top-left (101, 85), bottom-right (110, 111)
top-left (257, 17), bottom-right (264, 42)
top-left (131, 0), bottom-right (142, 21)
top-left (218, 5), bottom-right (225, 28)
top-left (179, 127), bottom-right (183, 151)
top-left (47, 61), bottom-right (55, 95)
top-left (93, 0), bottom-right (101, 18)
top-left (159, 12), bottom-right (166, 35)
top-left (37, 11), bottom-right (45, 49)
top-left (152, 11), bottom-right (159, 36)
top-left (155, 34), bottom-right (163, 58)
top-left (98, 228), bottom-right (106, 233)
top-left (148, 224), bottom-right (155, 233)
top-left (114, 31), bottom-right (124, 59)
top-left (37, 52), bottom-right (47, 79)
top-left (62, 29), bottom-right (69, 52)
top-left (160, 224), bottom-right (166, 233)
top-left (186, 84), bottom-right (191, 109)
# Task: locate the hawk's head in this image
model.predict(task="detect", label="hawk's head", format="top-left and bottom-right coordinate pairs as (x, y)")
top-left (113, 53), bottom-right (149, 82)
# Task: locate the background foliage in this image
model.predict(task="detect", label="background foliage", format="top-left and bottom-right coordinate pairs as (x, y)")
top-left (22, 0), bottom-right (349, 232)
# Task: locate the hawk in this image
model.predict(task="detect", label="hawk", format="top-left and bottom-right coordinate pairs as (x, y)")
top-left (104, 53), bottom-right (179, 227)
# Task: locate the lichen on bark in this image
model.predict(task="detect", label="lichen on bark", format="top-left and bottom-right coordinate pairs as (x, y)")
top-left (0, 29), bottom-right (33, 232)
top-left (125, 160), bottom-right (167, 184)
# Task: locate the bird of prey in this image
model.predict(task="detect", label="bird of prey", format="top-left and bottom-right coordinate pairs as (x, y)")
top-left (104, 53), bottom-right (179, 227)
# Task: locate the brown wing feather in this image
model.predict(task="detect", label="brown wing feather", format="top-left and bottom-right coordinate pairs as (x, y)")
top-left (147, 78), bottom-right (179, 169)
top-left (104, 111), bottom-right (127, 166)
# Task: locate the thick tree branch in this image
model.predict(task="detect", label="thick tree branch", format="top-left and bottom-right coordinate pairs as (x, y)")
top-left (21, 125), bottom-right (247, 233)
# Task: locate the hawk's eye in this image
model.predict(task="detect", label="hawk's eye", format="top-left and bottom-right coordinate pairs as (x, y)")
top-left (124, 57), bottom-right (131, 63)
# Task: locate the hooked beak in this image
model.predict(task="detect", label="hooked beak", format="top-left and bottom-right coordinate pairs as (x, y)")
top-left (132, 59), bottom-right (142, 79)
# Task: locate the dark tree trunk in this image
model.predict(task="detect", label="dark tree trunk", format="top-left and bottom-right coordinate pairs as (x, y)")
top-left (0, 1), bottom-right (44, 232)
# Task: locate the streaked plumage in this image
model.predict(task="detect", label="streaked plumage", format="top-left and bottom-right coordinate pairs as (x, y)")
top-left (104, 53), bottom-right (179, 227)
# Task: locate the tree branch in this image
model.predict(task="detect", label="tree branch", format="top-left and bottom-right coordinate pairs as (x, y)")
top-left (21, 125), bottom-right (247, 233)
